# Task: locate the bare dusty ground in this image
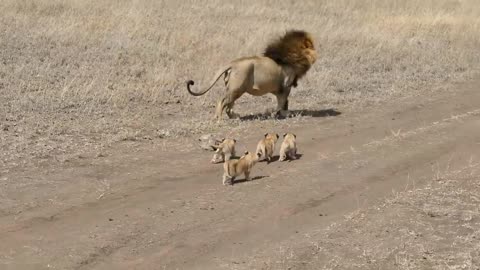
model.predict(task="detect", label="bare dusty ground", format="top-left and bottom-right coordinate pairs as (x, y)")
top-left (1, 78), bottom-right (479, 270)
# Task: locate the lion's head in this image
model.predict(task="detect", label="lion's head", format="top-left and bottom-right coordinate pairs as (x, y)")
top-left (263, 30), bottom-right (318, 80)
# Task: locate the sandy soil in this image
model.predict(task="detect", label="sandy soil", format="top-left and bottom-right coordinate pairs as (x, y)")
top-left (1, 79), bottom-right (479, 270)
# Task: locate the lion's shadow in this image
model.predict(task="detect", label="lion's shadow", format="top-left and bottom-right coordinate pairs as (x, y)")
top-left (239, 108), bottom-right (341, 121)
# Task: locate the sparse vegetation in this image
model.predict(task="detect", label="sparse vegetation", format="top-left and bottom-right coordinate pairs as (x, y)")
top-left (1, 0), bottom-right (480, 169)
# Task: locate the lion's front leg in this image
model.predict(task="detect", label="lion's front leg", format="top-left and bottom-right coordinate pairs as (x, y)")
top-left (274, 87), bottom-right (292, 118)
top-left (291, 76), bottom-right (298, 88)
top-left (282, 99), bottom-right (289, 111)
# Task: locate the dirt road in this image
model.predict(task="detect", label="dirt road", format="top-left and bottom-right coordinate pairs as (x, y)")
top-left (1, 79), bottom-right (480, 270)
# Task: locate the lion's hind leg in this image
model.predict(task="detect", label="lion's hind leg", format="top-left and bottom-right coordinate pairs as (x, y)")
top-left (215, 89), bottom-right (244, 120)
top-left (215, 96), bottom-right (235, 120)
top-left (244, 170), bottom-right (251, 181)
top-left (215, 98), bottom-right (226, 120)
top-left (256, 144), bottom-right (265, 161)
top-left (216, 63), bottom-right (253, 120)
top-left (225, 103), bottom-right (240, 119)
top-left (223, 173), bottom-right (234, 185)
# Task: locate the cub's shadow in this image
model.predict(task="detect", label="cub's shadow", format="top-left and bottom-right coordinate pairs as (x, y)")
top-left (240, 108), bottom-right (341, 121)
top-left (233, 175), bottom-right (269, 185)
top-left (260, 156), bottom-right (280, 163)
top-left (258, 153), bottom-right (303, 163)
top-left (288, 153), bottom-right (303, 161)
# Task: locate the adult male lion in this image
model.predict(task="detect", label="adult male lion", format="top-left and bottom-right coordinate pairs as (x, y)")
top-left (186, 30), bottom-right (317, 120)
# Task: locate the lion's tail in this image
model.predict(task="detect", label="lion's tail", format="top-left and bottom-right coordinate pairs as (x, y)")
top-left (186, 66), bottom-right (232, 96)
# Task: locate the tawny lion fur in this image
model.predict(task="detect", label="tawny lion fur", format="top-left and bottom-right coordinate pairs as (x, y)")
top-left (279, 133), bottom-right (297, 161)
top-left (222, 151), bottom-right (261, 185)
top-left (186, 30), bottom-right (317, 120)
top-left (211, 138), bottom-right (236, 164)
top-left (256, 133), bottom-right (279, 163)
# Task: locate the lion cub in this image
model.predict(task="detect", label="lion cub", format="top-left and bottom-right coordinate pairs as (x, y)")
top-left (211, 138), bottom-right (236, 164)
top-left (256, 133), bottom-right (279, 163)
top-left (222, 151), bottom-right (261, 185)
top-left (279, 133), bottom-right (297, 161)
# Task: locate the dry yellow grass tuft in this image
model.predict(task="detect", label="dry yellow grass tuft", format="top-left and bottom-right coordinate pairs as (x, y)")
top-left (1, 0), bottom-right (480, 169)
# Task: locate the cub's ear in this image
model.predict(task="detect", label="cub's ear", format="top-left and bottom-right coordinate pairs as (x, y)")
top-left (244, 151), bottom-right (249, 155)
top-left (276, 134), bottom-right (279, 139)
top-left (221, 138), bottom-right (225, 142)
top-left (233, 139), bottom-right (237, 143)
top-left (283, 133), bottom-right (287, 138)
top-left (264, 133), bottom-right (268, 138)
top-left (293, 134), bottom-right (296, 138)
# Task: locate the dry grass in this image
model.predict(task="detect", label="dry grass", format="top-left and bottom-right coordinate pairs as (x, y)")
top-left (1, 0), bottom-right (480, 169)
